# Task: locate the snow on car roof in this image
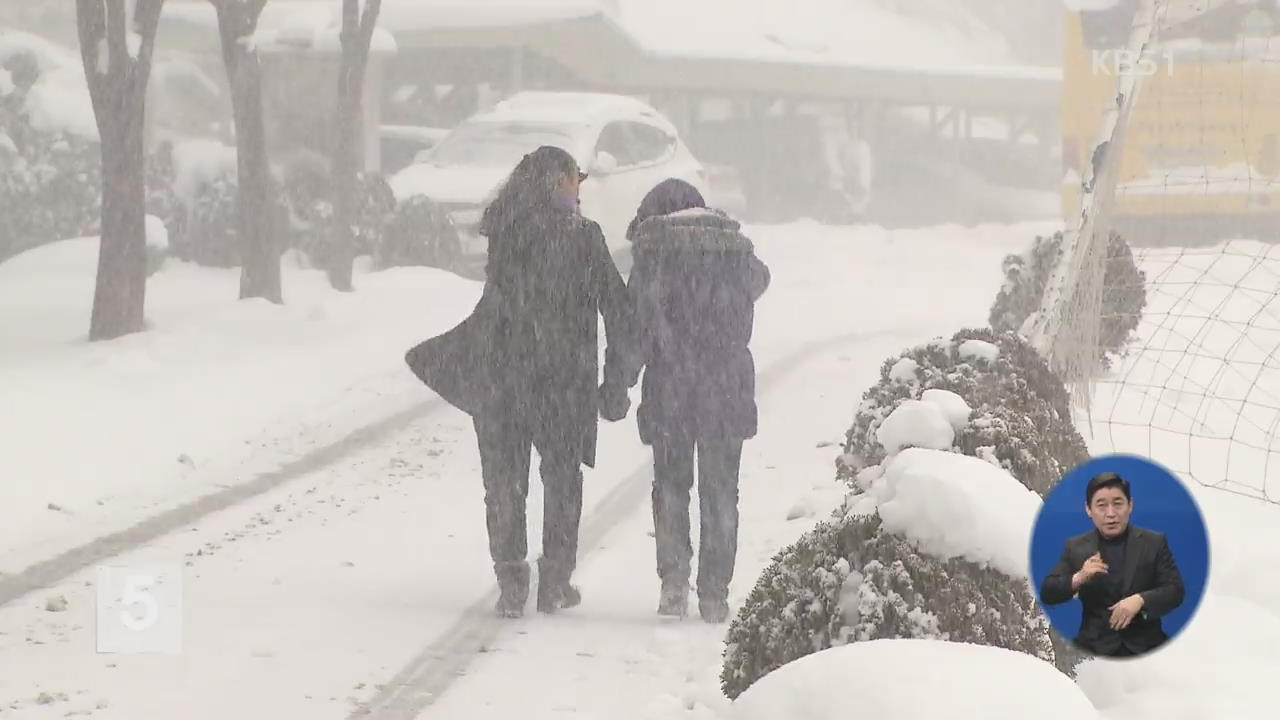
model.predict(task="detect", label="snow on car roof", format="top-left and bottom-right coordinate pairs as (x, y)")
top-left (476, 91), bottom-right (673, 128)
top-left (380, 125), bottom-right (451, 145)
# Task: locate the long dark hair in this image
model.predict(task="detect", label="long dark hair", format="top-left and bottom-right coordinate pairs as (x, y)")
top-left (479, 145), bottom-right (580, 238)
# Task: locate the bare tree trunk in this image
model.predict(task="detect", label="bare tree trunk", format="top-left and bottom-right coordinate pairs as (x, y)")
top-left (212, 0), bottom-right (281, 303)
top-left (95, 103), bottom-right (149, 338)
top-left (327, 0), bottom-right (381, 292)
top-left (77, 0), bottom-right (165, 341)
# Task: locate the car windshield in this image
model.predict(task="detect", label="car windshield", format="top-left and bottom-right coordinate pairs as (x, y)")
top-left (425, 121), bottom-right (581, 168)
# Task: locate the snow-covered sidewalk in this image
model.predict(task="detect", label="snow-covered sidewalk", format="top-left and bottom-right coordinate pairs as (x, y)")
top-left (0, 220), bottom-right (1045, 718)
top-left (418, 326), bottom-right (920, 720)
top-left (10, 219), bottom-right (1280, 720)
top-left (0, 221), bottom-right (1043, 574)
top-left (0, 245), bottom-right (482, 573)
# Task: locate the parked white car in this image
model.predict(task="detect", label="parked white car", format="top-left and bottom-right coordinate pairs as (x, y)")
top-left (388, 91), bottom-right (710, 260)
top-left (379, 124), bottom-right (450, 174)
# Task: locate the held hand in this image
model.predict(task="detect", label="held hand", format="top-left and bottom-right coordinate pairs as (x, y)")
top-left (599, 383), bottom-right (630, 422)
top-left (1109, 594), bottom-right (1145, 631)
top-left (1072, 553), bottom-right (1109, 590)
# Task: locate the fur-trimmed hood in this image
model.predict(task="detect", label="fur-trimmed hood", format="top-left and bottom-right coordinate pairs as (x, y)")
top-left (630, 208), bottom-right (754, 254)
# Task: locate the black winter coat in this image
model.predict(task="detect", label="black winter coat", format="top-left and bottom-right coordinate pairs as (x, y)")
top-left (615, 208), bottom-right (770, 445)
top-left (1039, 526), bottom-right (1186, 655)
top-left (406, 204), bottom-right (631, 468)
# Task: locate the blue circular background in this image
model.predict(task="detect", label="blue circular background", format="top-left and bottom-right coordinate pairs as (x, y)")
top-left (1030, 454), bottom-right (1210, 646)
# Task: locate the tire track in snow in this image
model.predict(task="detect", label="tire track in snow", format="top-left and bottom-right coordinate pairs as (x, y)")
top-left (350, 325), bottom-right (930, 719)
top-left (0, 247), bottom-right (632, 606)
top-left (0, 397), bottom-right (447, 608)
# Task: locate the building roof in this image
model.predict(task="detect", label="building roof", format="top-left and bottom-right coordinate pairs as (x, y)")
top-left (617, 0), bottom-right (1032, 76)
top-left (160, 0), bottom-right (1060, 110)
top-left (164, 0), bottom-right (1046, 73)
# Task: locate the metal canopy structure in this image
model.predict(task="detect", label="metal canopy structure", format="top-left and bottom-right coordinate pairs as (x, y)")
top-left (161, 0), bottom-right (1060, 113)
top-left (391, 18), bottom-right (1060, 114)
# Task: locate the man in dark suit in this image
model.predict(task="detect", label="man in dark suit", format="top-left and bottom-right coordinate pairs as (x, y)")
top-left (1040, 472), bottom-right (1186, 657)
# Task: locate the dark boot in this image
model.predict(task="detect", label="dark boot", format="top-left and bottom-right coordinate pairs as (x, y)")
top-left (536, 557), bottom-right (581, 613)
top-left (657, 579), bottom-right (689, 617)
top-left (494, 561), bottom-right (530, 618)
top-left (698, 595), bottom-right (730, 624)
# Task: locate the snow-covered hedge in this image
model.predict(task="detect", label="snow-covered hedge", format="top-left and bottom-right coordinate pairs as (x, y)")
top-left (184, 174), bottom-right (239, 267)
top-left (182, 173), bottom-right (290, 268)
top-left (1, 58), bottom-right (183, 263)
top-left (721, 449), bottom-right (1057, 700)
top-left (376, 195), bottom-right (463, 270)
top-left (146, 140), bottom-right (184, 255)
top-left (839, 328), bottom-right (1088, 497)
top-left (720, 328), bottom-right (1096, 699)
top-left (988, 230), bottom-right (1146, 370)
top-left (354, 173), bottom-right (396, 259)
top-left (285, 171), bottom-right (395, 269)
top-left (180, 160), bottom-right (395, 271)
top-left (0, 96), bottom-right (100, 259)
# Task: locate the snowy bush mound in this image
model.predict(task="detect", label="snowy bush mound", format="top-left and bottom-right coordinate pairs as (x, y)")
top-left (730, 639), bottom-right (1101, 720)
top-left (185, 174), bottom-right (251, 268)
top-left (377, 195), bottom-right (463, 271)
top-left (721, 329), bottom-right (1099, 699)
top-left (1, 86), bottom-right (100, 258)
top-left (988, 230), bottom-right (1146, 370)
top-left (1, 50), bottom-right (183, 262)
top-left (839, 328), bottom-right (1089, 497)
top-left (178, 166), bottom-right (398, 271)
top-left (281, 170), bottom-right (394, 270)
top-left (721, 448), bottom-right (1056, 700)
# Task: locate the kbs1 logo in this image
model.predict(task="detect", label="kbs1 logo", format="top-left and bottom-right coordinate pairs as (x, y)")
top-left (1091, 49), bottom-right (1175, 77)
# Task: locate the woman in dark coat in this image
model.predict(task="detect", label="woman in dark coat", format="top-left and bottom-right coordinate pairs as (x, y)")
top-left (406, 146), bottom-right (632, 617)
top-left (602, 178), bottom-right (770, 622)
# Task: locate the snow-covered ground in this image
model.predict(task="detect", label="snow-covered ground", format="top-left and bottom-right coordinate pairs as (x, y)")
top-left (3, 218), bottom-right (1280, 719)
top-left (1074, 240), bottom-right (1280, 719)
top-left (1090, 241), bottom-right (1280, 505)
top-left (0, 220), bottom-right (1040, 717)
top-left (731, 640), bottom-right (1102, 720)
top-left (0, 244), bottom-right (481, 573)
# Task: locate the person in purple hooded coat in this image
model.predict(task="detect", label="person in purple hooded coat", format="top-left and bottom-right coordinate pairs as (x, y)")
top-left (601, 178), bottom-right (771, 622)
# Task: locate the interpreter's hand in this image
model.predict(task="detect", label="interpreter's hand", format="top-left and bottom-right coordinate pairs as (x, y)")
top-left (599, 382), bottom-right (630, 422)
top-left (1109, 594), bottom-right (1145, 631)
top-left (1072, 553), bottom-right (1109, 590)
